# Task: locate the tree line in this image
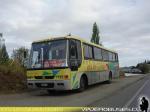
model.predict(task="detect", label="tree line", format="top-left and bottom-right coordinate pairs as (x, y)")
top-left (0, 44), bottom-right (29, 67)
top-left (136, 60), bottom-right (150, 74)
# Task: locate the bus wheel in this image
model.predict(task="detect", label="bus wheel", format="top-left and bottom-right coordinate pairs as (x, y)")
top-left (78, 76), bottom-right (87, 92)
top-left (108, 72), bottom-right (112, 83)
top-left (106, 72), bottom-right (112, 84)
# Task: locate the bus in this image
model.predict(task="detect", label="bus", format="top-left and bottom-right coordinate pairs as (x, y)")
top-left (27, 35), bottom-right (119, 92)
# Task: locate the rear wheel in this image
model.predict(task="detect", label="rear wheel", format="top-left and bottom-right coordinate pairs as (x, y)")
top-left (107, 72), bottom-right (112, 84)
top-left (78, 76), bottom-right (87, 92)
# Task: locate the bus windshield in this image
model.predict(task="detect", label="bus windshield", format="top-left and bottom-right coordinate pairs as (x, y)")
top-left (28, 39), bottom-right (67, 69)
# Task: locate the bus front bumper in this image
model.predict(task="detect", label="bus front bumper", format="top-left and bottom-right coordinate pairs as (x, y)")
top-left (27, 80), bottom-right (71, 90)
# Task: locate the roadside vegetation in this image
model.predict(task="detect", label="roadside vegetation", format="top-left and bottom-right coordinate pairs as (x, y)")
top-left (121, 60), bottom-right (150, 75)
top-left (0, 41), bottom-right (28, 93)
top-left (119, 70), bottom-right (125, 78)
top-left (136, 60), bottom-right (150, 74)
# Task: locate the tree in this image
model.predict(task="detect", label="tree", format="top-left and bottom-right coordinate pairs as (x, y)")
top-left (138, 63), bottom-right (149, 74)
top-left (136, 60), bottom-right (150, 74)
top-left (0, 44), bottom-right (9, 64)
top-left (11, 47), bottom-right (29, 66)
top-left (91, 22), bottom-right (101, 45)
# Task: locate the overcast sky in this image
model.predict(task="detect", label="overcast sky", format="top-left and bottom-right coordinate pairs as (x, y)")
top-left (0, 0), bottom-right (150, 67)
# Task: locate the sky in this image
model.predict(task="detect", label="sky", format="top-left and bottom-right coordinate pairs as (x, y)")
top-left (0, 0), bottom-right (150, 67)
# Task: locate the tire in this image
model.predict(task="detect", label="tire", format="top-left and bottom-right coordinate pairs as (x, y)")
top-left (108, 72), bottom-right (112, 83)
top-left (106, 72), bottom-right (112, 84)
top-left (78, 76), bottom-right (87, 92)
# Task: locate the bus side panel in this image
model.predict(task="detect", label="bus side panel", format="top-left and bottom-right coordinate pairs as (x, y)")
top-left (77, 60), bottom-right (110, 85)
top-left (69, 59), bottom-right (119, 90)
top-left (108, 62), bottom-right (119, 78)
top-left (70, 71), bottom-right (85, 90)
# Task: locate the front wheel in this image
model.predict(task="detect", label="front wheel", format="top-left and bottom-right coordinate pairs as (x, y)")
top-left (78, 76), bottom-right (87, 92)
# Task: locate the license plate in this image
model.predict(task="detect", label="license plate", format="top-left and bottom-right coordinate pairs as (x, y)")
top-left (41, 83), bottom-right (48, 87)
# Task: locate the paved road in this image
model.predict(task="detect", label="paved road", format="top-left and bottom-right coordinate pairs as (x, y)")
top-left (0, 74), bottom-right (149, 110)
top-left (90, 74), bottom-right (150, 111)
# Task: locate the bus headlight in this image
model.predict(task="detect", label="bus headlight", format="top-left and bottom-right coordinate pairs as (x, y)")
top-left (55, 75), bottom-right (69, 79)
top-left (64, 75), bottom-right (68, 79)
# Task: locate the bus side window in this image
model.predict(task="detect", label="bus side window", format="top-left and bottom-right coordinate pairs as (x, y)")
top-left (112, 53), bottom-right (115, 61)
top-left (76, 40), bottom-right (82, 61)
top-left (94, 47), bottom-right (102, 60)
top-left (69, 39), bottom-right (82, 67)
top-left (102, 49), bottom-right (109, 61)
top-left (115, 53), bottom-right (118, 61)
top-left (69, 40), bottom-right (77, 59)
top-left (83, 44), bottom-right (94, 59)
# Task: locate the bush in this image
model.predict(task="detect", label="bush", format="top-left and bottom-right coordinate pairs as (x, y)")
top-left (138, 64), bottom-right (150, 74)
top-left (0, 60), bottom-right (27, 92)
top-left (119, 70), bottom-right (125, 78)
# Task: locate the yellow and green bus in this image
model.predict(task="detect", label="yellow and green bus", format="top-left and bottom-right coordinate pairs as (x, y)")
top-left (27, 35), bottom-right (119, 92)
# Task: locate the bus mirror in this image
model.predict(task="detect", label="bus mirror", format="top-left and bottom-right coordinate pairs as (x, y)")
top-left (24, 51), bottom-right (27, 58)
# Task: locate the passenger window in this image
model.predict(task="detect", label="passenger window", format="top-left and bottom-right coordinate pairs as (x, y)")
top-left (94, 47), bottom-right (102, 60)
top-left (76, 40), bottom-right (82, 60)
top-left (83, 44), bottom-right (93, 59)
top-left (112, 53), bottom-right (115, 61)
top-left (102, 50), bottom-right (109, 61)
top-left (108, 52), bottom-right (113, 61)
top-left (83, 44), bottom-right (88, 58)
top-left (88, 46), bottom-right (93, 59)
top-left (115, 53), bottom-right (118, 61)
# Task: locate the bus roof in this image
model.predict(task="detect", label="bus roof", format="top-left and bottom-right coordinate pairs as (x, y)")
top-left (32, 35), bottom-right (117, 53)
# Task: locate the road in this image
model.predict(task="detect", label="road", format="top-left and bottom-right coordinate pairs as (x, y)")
top-left (0, 74), bottom-right (149, 111)
top-left (90, 74), bottom-right (150, 110)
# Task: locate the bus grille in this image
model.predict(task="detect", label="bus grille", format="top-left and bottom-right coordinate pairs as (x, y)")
top-left (35, 83), bottom-right (54, 88)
